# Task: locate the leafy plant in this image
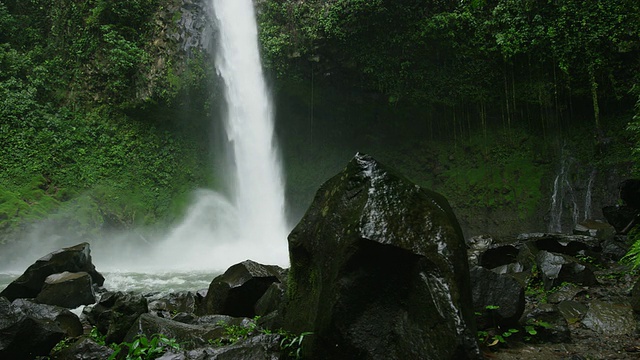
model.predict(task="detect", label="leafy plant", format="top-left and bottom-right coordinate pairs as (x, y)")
top-left (622, 226), bottom-right (640, 270)
top-left (280, 331), bottom-right (313, 360)
top-left (523, 318), bottom-right (552, 342)
top-left (90, 326), bottom-right (107, 346)
top-left (108, 333), bottom-right (180, 360)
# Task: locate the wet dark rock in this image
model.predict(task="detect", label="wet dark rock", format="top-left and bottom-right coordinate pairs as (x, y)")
top-left (522, 303), bottom-right (571, 344)
top-left (581, 300), bottom-right (636, 336)
top-left (0, 296), bottom-right (66, 358)
top-left (83, 291), bottom-right (148, 344)
top-left (478, 245), bottom-right (520, 270)
top-left (12, 298), bottom-right (83, 337)
top-left (467, 235), bottom-right (494, 266)
top-left (600, 236), bottom-right (631, 262)
top-left (632, 279), bottom-right (640, 312)
top-left (51, 337), bottom-right (114, 360)
top-left (254, 282), bottom-right (285, 317)
top-left (35, 271), bottom-right (95, 308)
top-left (557, 300), bottom-right (588, 324)
top-left (172, 312), bottom-right (197, 324)
top-left (547, 284), bottom-right (586, 304)
top-left (284, 154), bottom-right (480, 359)
top-left (470, 266), bottom-right (525, 328)
top-left (182, 334), bottom-right (281, 360)
top-left (532, 234), bottom-right (601, 258)
top-left (536, 251), bottom-right (598, 290)
top-left (0, 243), bottom-right (104, 302)
top-left (573, 220), bottom-right (616, 240)
top-left (148, 291), bottom-right (197, 318)
top-left (199, 260), bottom-right (284, 318)
top-left (124, 313), bottom-right (225, 349)
top-left (602, 205), bottom-right (638, 234)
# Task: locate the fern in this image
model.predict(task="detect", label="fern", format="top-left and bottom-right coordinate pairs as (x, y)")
top-left (622, 226), bottom-right (640, 269)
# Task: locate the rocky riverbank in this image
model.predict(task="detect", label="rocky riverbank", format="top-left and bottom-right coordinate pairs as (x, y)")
top-left (1, 155), bottom-right (640, 359)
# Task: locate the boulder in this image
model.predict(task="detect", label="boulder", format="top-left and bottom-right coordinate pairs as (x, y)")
top-left (530, 233), bottom-right (601, 258)
top-left (51, 337), bottom-right (114, 360)
top-left (557, 300), bottom-right (588, 324)
top-left (182, 334), bottom-right (281, 360)
top-left (536, 251), bottom-right (598, 290)
top-left (466, 235), bottom-right (494, 267)
top-left (573, 220), bottom-right (616, 240)
top-left (477, 245), bottom-right (520, 270)
top-left (600, 236), bottom-right (630, 262)
top-left (12, 298), bottom-right (83, 337)
top-left (83, 291), bottom-right (148, 344)
top-left (36, 271), bottom-right (95, 308)
top-left (0, 296), bottom-right (66, 358)
top-left (283, 154), bottom-right (480, 359)
top-left (470, 266), bottom-right (525, 328)
top-left (254, 282), bottom-right (285, 317)
top-left (602, 205), bottom-right (637, 234)
top-left (0, 243), bottom-right (104, 301)
top-left (546, 283), bottom-right (586, 304)
top-left (581, 300), bottom-right (636, 336)
top-left (124, 313), bottom-right (226, 349)
top-left (199, 260), bottom-right (284, 317)
top-left (522, 303), bottom-right (571, 344)
top-left (148, 291), bottom-right (197, 318)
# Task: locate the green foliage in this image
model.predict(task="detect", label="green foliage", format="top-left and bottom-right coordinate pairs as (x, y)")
top-left (213, 317), bottom-right (262, 345)
top-left (622, 226), bottom-right (640, 269)
top-left (208, 317), bottom-right (311, 359)
top-left (90, 326), bottom-right (107, 346)
top-left (108, 333), bottom-right (180, 360)
top-left (280, 331), bottom-right (312, 360)
top-left (523, 318), bottom-right (551, 342)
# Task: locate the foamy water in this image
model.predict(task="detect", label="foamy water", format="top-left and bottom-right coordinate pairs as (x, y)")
top-left (1, 271), bottom-right (216, 294)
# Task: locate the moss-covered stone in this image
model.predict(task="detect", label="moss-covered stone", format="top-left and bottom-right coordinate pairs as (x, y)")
top-left (283, 153), bottom-right (480, 359)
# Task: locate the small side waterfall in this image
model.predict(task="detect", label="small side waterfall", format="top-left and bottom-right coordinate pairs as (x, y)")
top-left (584, 169), bottom-right (597, 221)
top-left (547, 151), bottom-right (597, 233)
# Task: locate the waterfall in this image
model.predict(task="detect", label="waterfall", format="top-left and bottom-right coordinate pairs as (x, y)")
top-left (584, 169), bottom-right (596, 221)
top-left (143, 0), bottom-right (289, 271)
top-left (549, 173), bottom-right (563, 233)
top-left (548, 151), bottom-right (579, 233)
top-left (547, 150), bottom-right (595, 234)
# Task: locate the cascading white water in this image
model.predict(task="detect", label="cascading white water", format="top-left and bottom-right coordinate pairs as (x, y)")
top-left (212, 0), bottom-right (288, 252)
top-left (584, 169), bottom-right (596, 221)
top-left (0, 0), bottom-right (290, 280)
top-left (137, 0), bottom-right (289, 271)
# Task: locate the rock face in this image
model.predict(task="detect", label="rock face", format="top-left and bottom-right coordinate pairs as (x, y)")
top-left (0, 243), bottom-right (104, 301)
top-left (0, 296), bottom-right (67, 358)
top-left (36, 271), bottom-right (95, 308)
top-left (283, 153), bottom-right (480, 359)
top-left (199, 260), bottom-right (284, 318)
top-left (124, 313), bottom-right (225, 349)
top-left (83, 291), bottom-right (148, 344)
top-left (470, 266), bottom-right (525, 327)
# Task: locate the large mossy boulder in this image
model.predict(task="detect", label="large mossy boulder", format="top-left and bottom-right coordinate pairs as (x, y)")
top-left (283, 153), bottom-right (480, 360)
top-left (0, 243), bottom-right (104, 302)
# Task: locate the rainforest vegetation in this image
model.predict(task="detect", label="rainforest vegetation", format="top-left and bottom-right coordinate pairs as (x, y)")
top-left (0, 0), bottom-right (639, 246)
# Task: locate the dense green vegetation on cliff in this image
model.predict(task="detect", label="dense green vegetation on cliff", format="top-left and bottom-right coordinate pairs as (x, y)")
top-left (259, 0), bottom-right (640, 134)
top-left (0, 0), bottom-right (639, 246)
top-left (258, 0), bottom-right (640, 232)
top-left (0, 0), bottom-right (216, 243)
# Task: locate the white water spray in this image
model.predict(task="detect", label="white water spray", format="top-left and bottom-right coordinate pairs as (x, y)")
top-left (142, 0), bottom-right (289, 270)
top-left (0, 0), bottom-right (290, 277)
